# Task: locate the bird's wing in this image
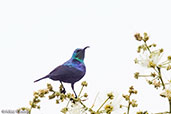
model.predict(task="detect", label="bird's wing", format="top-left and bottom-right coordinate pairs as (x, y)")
top-left (48, 65), bottom-right (84, 83)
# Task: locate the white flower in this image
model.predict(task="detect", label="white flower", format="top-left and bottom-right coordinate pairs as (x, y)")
top-left (68, 102), bottom-right (86, 114)
top-left (160, 85), bottom-right (171, 100)
top-left (135, 49), bottom-right (163, 68)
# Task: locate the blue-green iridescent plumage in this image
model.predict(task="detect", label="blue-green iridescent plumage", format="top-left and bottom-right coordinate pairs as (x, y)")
top-left (63, 48), bottom-right (86, 72)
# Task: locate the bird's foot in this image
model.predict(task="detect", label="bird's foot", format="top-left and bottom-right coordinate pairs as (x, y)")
top-left (74, 94), bottom-right (77, 98)
top-left (60, 88), bottom-right (66, 94)
top-left (61, 89), bottom-right (66, 94)
top-left (59, 83), bottom-right (66, 94)
top-left (70, 97), bottom-right (77, 104)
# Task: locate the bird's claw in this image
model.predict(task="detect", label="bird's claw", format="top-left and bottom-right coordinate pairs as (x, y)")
top-left (60, 88), bottom-right (66, 94)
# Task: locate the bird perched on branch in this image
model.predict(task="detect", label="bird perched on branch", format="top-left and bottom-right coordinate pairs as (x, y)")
top-left (34, 46), bottom-right (89, 97)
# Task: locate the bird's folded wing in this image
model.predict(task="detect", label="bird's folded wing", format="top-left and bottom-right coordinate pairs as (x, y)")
top-left (48, 65), bottom-right (84, 83)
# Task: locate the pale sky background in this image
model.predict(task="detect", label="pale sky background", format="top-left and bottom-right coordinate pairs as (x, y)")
top-left (1, 0), bottom-right (171, 114)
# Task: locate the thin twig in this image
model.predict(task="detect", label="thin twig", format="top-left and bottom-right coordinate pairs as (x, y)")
top-left (91, 92), bottom-right (99, 109)
top-left (127, 93), bottom-right (131, 114)
top-left (97, 98), bottom-right (109, 112)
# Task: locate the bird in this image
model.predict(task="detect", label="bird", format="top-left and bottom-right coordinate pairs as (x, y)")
top-left (34, 46), bottom-right (89, 98)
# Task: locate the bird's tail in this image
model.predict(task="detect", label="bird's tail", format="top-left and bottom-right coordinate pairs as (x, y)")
top-left (34, 75), bottom-right (49, 83)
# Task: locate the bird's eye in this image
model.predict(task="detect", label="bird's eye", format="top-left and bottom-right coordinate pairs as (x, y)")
top-left (76, 49), bottom-right (81, 53)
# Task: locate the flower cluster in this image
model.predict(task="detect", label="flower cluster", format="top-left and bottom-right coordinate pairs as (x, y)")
top-left (60, 82), bottom-right (115, 114)
top-left (133, 32), bottom-right (171, 90)
top-left (18, 81), bottom-right (115, 114)
top-left (134, 33), bottom-right (163, 69)
top-left (18, 88), bottom-right (49, 113)
top-left (88, 92), bottom-right (114, 114)
top-left (120, 86), bottom-right (138, 114)
top-left (134, 32), bottom-right (171, 113)
top-left (160, 85), bottom-right (171, 101)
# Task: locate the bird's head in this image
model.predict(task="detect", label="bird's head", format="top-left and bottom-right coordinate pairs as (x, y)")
top-left (72, 46), bottom-right (90, 62)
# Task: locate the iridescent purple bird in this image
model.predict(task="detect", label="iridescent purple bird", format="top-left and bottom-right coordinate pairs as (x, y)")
top-left (34, 46), bottom-right (89, 97)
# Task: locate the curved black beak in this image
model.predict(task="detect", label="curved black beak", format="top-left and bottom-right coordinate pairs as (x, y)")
top-left (83, 46), bottom-right (90, 50)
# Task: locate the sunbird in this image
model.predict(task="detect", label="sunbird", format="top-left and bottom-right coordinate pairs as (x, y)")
top-left (34, 46), bottom-right (89, 97)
